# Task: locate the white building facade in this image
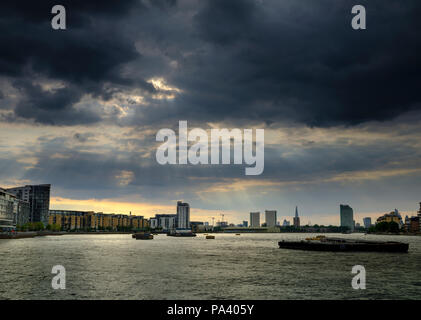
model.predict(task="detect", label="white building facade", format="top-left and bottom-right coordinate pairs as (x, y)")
top-left (250, 212), bottom-right (260, 227)
top-left (265, 210), bottom-right (277, 227)
top-left (177, 201), bottom-right (190, 229)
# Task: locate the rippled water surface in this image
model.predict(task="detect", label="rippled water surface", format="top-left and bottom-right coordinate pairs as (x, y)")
top-left (1, 233), bottom-right (420, 299)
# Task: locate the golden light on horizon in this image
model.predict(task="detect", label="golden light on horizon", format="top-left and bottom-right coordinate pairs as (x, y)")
top-left (50, 196), bottom-right (174, 218)
top-left (49, 197), bottom-right (238, 223)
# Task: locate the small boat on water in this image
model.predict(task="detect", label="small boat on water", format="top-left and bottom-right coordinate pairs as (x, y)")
top-left (235, 233), bottom-right (241, 236)
top-left (206, 235), bottom-right (215, 239)
top-left (133, 233), bottom-right (153, 240)
top-left (278, 235), bottom-right (409, 253)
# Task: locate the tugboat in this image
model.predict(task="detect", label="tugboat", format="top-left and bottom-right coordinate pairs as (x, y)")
top-left (133, 233), bottom-right (154, 240)
top-left (206, 235), bottom-right (215, 239)
top-left (278, 235), bottom-right (409, 253)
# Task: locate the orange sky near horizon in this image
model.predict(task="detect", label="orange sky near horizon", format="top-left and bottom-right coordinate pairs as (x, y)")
top-left (50, 196), bottom-right (244, 224)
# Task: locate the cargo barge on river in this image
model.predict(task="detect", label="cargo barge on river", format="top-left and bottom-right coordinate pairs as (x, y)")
top-left (167, 230), bottom-right (197, 237)
top-left (132, 233), bottom-right (153, 240)
top-left (278, 236), bottom-right (409, 253)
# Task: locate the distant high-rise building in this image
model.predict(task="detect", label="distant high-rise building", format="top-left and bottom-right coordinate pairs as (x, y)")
top-left (6, 184), bottom-right (51, 225)
top-left (293, 206), bottom-right (300, 228)
top-left (250, 212), bottom-right (260, 227)
top-left (243, 221), bottom-right (248, 227)
top-left (363, 217), bottom-right (372, 229)
top-left (340, 204), bottom-right (354, 232)
top-left (176, 201), bottom-right (190, 229)
top-left (265, 210), bottom-right (277, 227)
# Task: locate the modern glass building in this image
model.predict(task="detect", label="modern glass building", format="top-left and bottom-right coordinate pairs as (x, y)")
top-left (0, 188), bottom-right (30, 231)
top-left (363, 217), bottom-right (372, 229)
top-left (0, 189), bottom-right (15, 231)
top-left (14, 199), bottom-right (30, 226)
top-left (6, 184), bottom-right (51, 225)
top-left (340, 204), bottom-right (354, 232)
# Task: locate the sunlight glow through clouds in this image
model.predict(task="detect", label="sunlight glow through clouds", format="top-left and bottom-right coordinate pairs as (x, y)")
top-left (50, 196), bottom-right (240, 223)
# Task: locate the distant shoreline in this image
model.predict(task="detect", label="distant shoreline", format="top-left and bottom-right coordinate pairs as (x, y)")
top-left (367, 232), bottom-right (421, 236)
top-left (2, 230), bottom-right (420, 240)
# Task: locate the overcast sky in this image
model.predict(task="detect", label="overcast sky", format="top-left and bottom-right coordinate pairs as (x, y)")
top-left (1, 0), bottom-right (420, 225)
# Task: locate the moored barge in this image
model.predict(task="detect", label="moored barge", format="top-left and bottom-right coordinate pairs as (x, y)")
top-left (167, 231), bottom-right (197, 237)
top-left (133, 233), bottom-right (154, 240)
top-left (278, 236), bottom-right (409, 253)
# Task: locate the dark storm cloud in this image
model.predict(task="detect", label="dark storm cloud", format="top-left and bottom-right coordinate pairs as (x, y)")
top-left (12, 79), bottom-right (100, 125)
top-left (1, 0), bottom-right (420, 127)
top-left (134, 0), bottom-right (421, 127)
top-left (193, 0), bottom-right (257, 45)
top-left (0, 0), bottom-right (161, 124)
top-left (0, 1), bottom-right (140, 79)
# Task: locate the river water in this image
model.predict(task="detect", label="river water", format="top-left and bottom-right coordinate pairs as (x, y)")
top-left (0, 233), bottom-right (420, 299)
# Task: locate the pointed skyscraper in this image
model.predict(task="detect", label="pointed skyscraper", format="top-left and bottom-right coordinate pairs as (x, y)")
top-left (293, 206), bottom-right (300, 228)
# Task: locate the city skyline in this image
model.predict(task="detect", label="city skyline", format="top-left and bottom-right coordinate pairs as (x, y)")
top-left (1, 1), bottom-right (421, 227)
top-left (47, 197), bottom-right (421, 226)
top-left (2, 182), bottom-right (420, 226)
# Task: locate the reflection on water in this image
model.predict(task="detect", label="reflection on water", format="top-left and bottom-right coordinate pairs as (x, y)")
top-left (0, 233), bottom-right (420, 299)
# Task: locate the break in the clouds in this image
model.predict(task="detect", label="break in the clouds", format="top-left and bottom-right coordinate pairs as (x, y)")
top-left (0, 0), bottom-right (420, 223)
